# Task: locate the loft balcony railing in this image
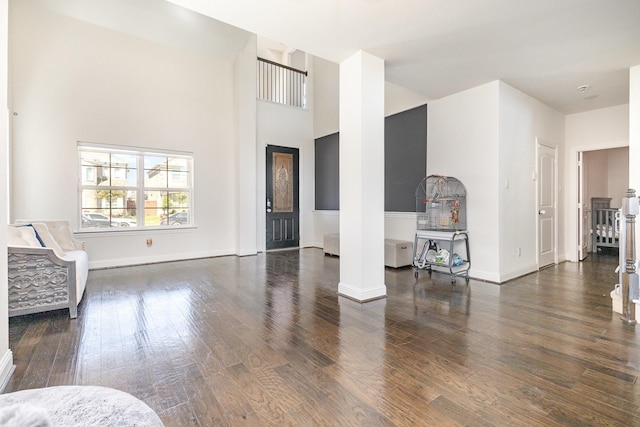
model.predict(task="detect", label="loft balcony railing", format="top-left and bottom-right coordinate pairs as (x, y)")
top-left (257, 57), bottom-right (307, 109)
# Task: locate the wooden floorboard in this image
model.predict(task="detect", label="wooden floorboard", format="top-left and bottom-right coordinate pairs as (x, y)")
top-left (5, 249), bottom-right (640, 426)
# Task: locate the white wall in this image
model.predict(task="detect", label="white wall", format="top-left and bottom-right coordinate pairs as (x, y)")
top-left (498, 82), bottom-right (565, 280)
top-left (428, 81), bottom-right (500, 281)
top-left (10, 2), bottom-right (249, 268)
top-left (0, 0), bottom-right (13, 392)
top-left (608, 148), bottom-right (630, 206)
top-left (385, 81), bottom-right (430, 117)
top-left (257, 97), bottom-right (314, 251)
top-left (564, 104), bottom-right (629, 261)
top-left (585, 150), bottom-right (609, 202)
top-left (235, 35), bottom-right (258, 256)
top-left (313, 57), bottom-right (340, 139)
top-left (582, 147), bottom-right (629, 210)
top-left (428, 80), bottom-right (564, 282)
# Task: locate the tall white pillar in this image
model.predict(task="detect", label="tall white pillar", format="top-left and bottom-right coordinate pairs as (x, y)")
top-left (0, 0), bottom-right (13, 388)
top-left (338, 51), bottom-right (386, 301)
top-left (235, 35), bottom-right (258, 256)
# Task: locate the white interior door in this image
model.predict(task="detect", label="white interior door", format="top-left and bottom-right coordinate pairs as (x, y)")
top-left (577, 151), bottom-right (588, 260)
top-left (537, 141), bottom-right (557, 268)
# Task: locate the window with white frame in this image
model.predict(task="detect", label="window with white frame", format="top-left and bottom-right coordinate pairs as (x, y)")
top-left (78, 143), bottom-right (193, 230)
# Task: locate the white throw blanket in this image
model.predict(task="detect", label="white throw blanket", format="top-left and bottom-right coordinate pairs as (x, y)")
top-left (0, 404), bottom-right (51, 427)
top-left (0, 386), bottom-right (163, 426)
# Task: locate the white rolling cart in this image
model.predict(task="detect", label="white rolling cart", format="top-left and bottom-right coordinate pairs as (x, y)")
top-left (414, 229), bottom-right (470, 283)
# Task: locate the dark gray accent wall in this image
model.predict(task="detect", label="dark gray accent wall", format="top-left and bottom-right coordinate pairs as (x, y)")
top-left (314, 132), bottom-right (339, 210)
top-left (384, 104), bottom-right (427, 212)
top-left (314, 104), bottom-right (427, 212)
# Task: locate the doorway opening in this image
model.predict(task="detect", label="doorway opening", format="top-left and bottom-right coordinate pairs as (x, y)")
top-left (577, 146), bottom-right (629, 260)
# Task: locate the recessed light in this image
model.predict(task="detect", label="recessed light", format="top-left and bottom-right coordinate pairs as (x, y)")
top-left (577, 84), bottom-right (590, 92)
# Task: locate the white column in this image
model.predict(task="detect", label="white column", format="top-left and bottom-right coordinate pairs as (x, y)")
top-left (338, 51), bottom-right (386, 301)
top-left (0, 0), bottom-right (13, 388)
top-left (235, 34), bottom-right (258, 256)
top-left (630, 65), bottom-right (640, 255)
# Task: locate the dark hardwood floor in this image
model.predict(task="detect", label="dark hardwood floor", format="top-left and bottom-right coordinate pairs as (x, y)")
top-left (5, 248), bottom-right (640, 426)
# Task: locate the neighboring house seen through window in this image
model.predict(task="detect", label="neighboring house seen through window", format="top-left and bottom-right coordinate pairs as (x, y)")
top-left (78, 143), bottom-right (193, 230)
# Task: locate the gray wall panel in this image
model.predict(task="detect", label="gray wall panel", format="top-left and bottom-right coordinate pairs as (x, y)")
top-left (385, 105), bottom-right (427, 212)
top-left (314, 104), bottom-right (427, 212)
top-left (314, 132), bottom-right (340, 210)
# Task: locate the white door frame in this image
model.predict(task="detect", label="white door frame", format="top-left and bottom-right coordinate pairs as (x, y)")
top-left (536, 138), bottom-right (558, 268)
top-left (567, 140), bottom-right (628, 262)
top-left (577, 151), bottom-right (588, 260)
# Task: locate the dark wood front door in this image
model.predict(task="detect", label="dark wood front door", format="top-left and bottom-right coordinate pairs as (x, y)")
top-left (266, 145), bottom-right (299, 250)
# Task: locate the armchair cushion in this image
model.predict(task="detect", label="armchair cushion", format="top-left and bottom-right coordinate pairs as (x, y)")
top-left (27, 223), bottom-right (66, 258)
top-left (7, 225), bottom-right (41, 248)
top-left (15, 219), bottom-right (82, 251)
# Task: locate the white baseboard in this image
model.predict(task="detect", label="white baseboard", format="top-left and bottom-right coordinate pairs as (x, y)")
top-left (468, 268), bottom-right (501, 283)
top-left (338, 281), bottom-right (387, 302)
top-left (0, 349), bottom-right (15, 393)
top-left (498, 263), bottom-right (539, 283)
top-left (303, 242), bottom-right (323, 249)
top-left (89, 249), bottom-right (235, 269)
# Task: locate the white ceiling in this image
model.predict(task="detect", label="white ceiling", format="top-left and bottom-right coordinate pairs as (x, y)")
top-left (29, 0), bottom-right (640, 114)
top-left (166, 0), bottom-right (640, 114)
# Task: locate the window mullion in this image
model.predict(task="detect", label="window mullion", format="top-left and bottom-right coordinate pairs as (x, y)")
top-left (137, 154), bottom-right (144, 227)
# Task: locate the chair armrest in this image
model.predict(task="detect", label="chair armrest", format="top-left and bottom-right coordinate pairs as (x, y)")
top-left (72, 239), bottom-right (86, 251)
top-left (7, 246), bottom-right (78, 318)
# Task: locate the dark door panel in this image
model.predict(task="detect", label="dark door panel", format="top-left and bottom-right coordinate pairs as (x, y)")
top-left (266, 145), bottom-right (299, 250)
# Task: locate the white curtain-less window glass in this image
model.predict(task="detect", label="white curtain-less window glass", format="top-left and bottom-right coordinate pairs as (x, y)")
top-left (79, 145), bottom-right (193, 230)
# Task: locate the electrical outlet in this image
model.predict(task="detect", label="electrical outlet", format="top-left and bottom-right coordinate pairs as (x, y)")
top-left (517, 247), bottom-right (521, 257)
top-left (146, 238), bottom-right (153, 247)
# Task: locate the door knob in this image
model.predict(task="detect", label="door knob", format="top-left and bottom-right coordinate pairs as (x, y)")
top-left (538, 209), bottom-right (546, 215)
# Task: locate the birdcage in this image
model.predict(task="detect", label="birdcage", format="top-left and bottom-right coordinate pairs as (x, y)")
top-left (415, 175), bottom-right (467, 231)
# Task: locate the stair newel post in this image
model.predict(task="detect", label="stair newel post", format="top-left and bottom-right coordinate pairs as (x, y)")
top-left (621, 189), bottom-right (638, 324)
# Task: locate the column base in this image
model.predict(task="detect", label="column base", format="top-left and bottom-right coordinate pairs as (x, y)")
top-left (338, 281), bottom-right (386, 302)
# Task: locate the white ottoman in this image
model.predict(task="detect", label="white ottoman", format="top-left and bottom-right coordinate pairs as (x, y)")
top-left (384, 238), bottom-right (414, 268)
top-left (324, 234), bottom-right (413, 268)
top-left (323, 233), bottom-right (340, 256)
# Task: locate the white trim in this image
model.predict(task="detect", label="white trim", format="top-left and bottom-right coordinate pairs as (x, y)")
top-left (88, 249), bottom-right (235, 269)
top-left (313, 210), bottom-right (416, 217)
top-left (75, 226), bottom-right (197, 237)
top-left (338, 281), bottom-right (387, 302)
top-left (384, 211), bottom-right (417, 219)
top-left (467, 269), bottom-right (501, 283)
top-left (78, 141), bottom-right (194, 157)
top-left (498, 263), bottom-right (539, 283)
top-left (0, 350), bottom-right (14, 393)
top-left (313, 210), bottom-right (339, 215)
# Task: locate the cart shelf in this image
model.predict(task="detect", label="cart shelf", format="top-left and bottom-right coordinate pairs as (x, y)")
top-left (413, 229), bottom-right (470, 284)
